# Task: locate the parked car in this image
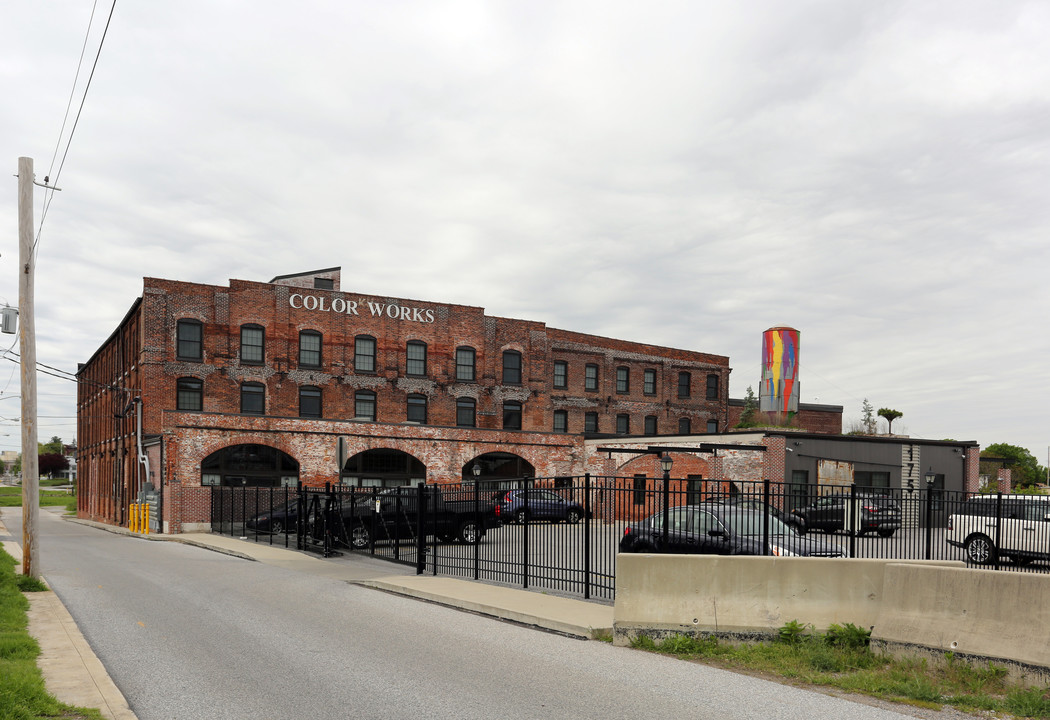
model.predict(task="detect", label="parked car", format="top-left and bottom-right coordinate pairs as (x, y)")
top-left (619, 504), bottom-right (847, 557)
top-left (947, 495), bottom-right (1050, 565)
top-left (710, 497), bottom-right (804, 533)
top-left (493, 488), bottom-right (585, 525)
top-left (338, 486), bottom-right (499, 549)
top-left (790, 493), bottom-right (902, 537)
top-left (246, 498), bottom-right (301, 534)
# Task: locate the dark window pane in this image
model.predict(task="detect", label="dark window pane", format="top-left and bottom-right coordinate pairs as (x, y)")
top-left (616, 367), bottom-right (629, 394)
top-left (585, 364), bottom-right (599, 392)
top-left (644, 415), bottom-right (657, 435)
top-left (503, 401), bottom-right (522, 430)
top-left (241, 325), bottom-right (264, 364)
top-left (553, 410), bottom-right (568, 433)
top-left (177, 320), bottom-right (202, 361)
top-left (407, 394), bottom-right (427, 423)
top-left (176, 378), bottom-right (202, 411)
top-left (299, 386), bottom-right (321, 418)
top-left (678, 371), bottom-right (691, 398)
top-left (299, 331), bottom-right (321, 367)
top-left (355, 391), bottom-right (376, 420)
top-left (616, 414), bottom-right (629, 434)
top-left (241, 383), bottom-right (265, 415)
top-left (678, 418), bottom-right (691, 434)
top-left (407, 341), bottom-right (427, 376)
top-left (502, 351), bottom-right (522, 384)
top-left (456, 347), bottom-right (476, 382)
top-left (585, 412), bottom-right (598, 433)
top-left (707, 419), bottom-right (718, 433)
top-left (553, 361), bottom-right (567, 389)
top-left (355, 336), bottom-right (376, 372)
top-left (706, 373), bottom-right (719, 400)
top-left (456, 398), bottom-right (475, 427)
top-left (643, 369), bottom-right (656, 395)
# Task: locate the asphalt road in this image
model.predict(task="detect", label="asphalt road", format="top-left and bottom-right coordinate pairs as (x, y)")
top-left (12, 509), bottom-right (932, 720)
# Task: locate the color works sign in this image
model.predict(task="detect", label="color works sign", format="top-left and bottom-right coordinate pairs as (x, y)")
top-left (289, 293), bottom-right (436, 323)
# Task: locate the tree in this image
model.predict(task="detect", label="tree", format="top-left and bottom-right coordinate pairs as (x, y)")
top-left (861, 399), bottom-right (876, 434)
top-left (982, 443), bottom-right (1045, 489)
top-left (738, 386), bottom-right (759, 427)
top-left (38, 453), bottom-right (69, 479)
top-left (878, 408), bottom-right (902, 434)
top-left (39, 436), bottom-right (64, 455)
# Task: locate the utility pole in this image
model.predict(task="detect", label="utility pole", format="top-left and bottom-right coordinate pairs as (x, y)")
top-left (18, 157), bottom-right (39, 578)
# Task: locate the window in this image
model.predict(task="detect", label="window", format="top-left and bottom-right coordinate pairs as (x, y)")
top-left (455, 347), bottom-right (476, 382)
top-left (299, 386), bottom-right (322, 418)
top-left (686, 475), bottom-right (703, 505)
top-left (616, 414), bottom-right (630, 435)
top-left (299, 330), bottom-right (321, 367)
top-left (406, 394), bottom-right (427, 423)
top-left (644, 415), bottom-right (658, 435)
top-left (553, 410), bottom-right (568, 433)
top-left (706, 373), bottom-right (720, 400)
top-left (176, 378), bottom-right (202, 411)
top-left (406, 341), bottom-right (427, 376)
top-left (240, 324), bottom-right (264, 364)
top-left (240, 382), bottom-right (265, 415)
top-left (502, 350), bottom-right (522, 384)
top-left (678, 418), bottom-right (691, 434)
top-left (355, 335), bottom-right (376, 372)
top-left (314, 278), bottom-right (333, 290)
top-left (707, 419), bottom-right (719, 433)
top-left (584, 412), bottom-right (598, 433)
top-left (854, 471), bottom-right (891, 489)
top-left (616, 367), bottom-right (629, 394)
top-left (553, 361), bottom-right (568, 389)
top-left (633, 475), bottom-right (647, 505)
top-left (355, 390), bottom-right (376, 421)
top-left (176, 320), bottom-right (202, 361)
top-left (644, 369), bottom-right (656, 395)
top-left (585, 364), bottom-right (599, 392)
top-left (456, 397), bottom-right (476, 427)
top-left (678, 371), bottom-right (691, 398)
top-left (503, 401), bottom-right (522, 430)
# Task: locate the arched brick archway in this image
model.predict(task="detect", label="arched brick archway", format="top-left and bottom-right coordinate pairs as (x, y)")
top-left (341, 448), bottom-right (426, 488)
top-left (200, 443), bottom-right (300, 487)
top-left (461, 452), bottom-right (536, 487)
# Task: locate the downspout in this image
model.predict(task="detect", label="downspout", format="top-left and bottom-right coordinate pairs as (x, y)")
top-left (135, 397), bottom-right (150, 499)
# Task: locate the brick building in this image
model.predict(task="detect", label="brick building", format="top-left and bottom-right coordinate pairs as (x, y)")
top-left (76, 268), bottom-right (731, 532)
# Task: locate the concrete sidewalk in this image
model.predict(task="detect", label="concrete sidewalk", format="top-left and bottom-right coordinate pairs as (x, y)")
top-left (1, 511), bottom-right (613, 720)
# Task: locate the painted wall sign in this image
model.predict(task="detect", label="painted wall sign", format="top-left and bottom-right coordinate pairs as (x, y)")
top-left (289, 294), bottom-right (435, 323)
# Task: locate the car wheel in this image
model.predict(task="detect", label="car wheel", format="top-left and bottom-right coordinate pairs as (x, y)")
top-left (965, 535), bottom-right (997, 565)
top-left (270, 520), bottom-right (284, 535)
top-left (350, 524), bottom-right (371, 550)
top-left (566, 509), bottom-right (582, 524)
top-left (877, 528), bottom-right (894, 538)
top-left (515, 510), bottom-right (529, 525)
top-left (458, 520), bottom-right (481, 544)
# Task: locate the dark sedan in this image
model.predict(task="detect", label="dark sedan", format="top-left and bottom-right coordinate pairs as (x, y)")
top-left (619, 505), bottom-right (847, 557)
top-left (790, 493), bottom-right (902, 537)
top-left (246, 499), bottom-right (301, 534)
top-left (493, 488), bottom-right (585, 525)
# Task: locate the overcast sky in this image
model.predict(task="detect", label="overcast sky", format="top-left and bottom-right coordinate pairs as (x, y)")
top-left (2, 1), bottom-right (1048, 465)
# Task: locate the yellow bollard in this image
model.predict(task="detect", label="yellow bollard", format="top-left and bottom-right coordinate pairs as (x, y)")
top-left (142, 504), bottom-right (149, 535)
top-left (129, 503), bottom-right (138, 533)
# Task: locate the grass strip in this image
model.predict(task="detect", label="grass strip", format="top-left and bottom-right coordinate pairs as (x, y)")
top-left (631, 623), bottom-right (1050, 718)
top-left (0, 545), bottom-right (103, 720)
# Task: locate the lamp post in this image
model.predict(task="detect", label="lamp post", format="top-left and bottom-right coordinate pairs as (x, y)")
top-left (472, 462), bottom-right (481, 484)
top-left (924, 468), bottom-right (936, 559)
top-left (660, 453), bottom-right (673, 546)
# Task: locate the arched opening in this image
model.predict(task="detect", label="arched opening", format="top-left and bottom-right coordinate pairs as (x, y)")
top-left (462, 452), bottom-right (535, 490)
top-left (341, 448), bottom-right (426, 488)
top-left (201, 444), bottom-right (299, 487)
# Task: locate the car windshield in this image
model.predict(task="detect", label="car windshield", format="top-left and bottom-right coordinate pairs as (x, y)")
top-left (721, 510), bottom-right (792, 537)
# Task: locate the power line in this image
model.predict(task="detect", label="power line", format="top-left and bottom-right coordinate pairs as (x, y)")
top-left (36, 0), bottom-right (118, 250)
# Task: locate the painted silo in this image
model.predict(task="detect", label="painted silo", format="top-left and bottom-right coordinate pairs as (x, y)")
top-left (759, 327), bottom-right (800, 414)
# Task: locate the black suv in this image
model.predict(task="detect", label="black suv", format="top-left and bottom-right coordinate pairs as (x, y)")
top-left (790, 492), bottom-right (901, 537)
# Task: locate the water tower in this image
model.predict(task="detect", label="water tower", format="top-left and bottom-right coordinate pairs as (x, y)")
top-left (760, 327), bottom-right (800, 414)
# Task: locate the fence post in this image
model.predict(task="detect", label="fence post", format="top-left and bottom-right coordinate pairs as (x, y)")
top-left (522, 478), bottom-right (530, 590)
top-left (584, 473), bottom-right (591, 600)
top-left (415, 484), bottom-right (426, 575)
top-left (993, 492), bottom-right (1003, 570)
top-left (472, 480), bottom-right (480, 580)
top-left (848, 484), bottom-right (857, 559)
top-left (762, 479), bottom-right (771, 556)
top-left (924, 481), bottom-right (934, 559)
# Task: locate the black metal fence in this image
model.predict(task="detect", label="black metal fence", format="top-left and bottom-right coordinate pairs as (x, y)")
top-left (210, 477), bottom-right (1050, 601)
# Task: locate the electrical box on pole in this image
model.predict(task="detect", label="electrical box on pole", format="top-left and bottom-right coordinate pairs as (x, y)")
top-left (1, 307), bottom-right (17, 334)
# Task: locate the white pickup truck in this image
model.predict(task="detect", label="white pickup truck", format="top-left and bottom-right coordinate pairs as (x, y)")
top-left (946, 495), bottom-right (1050, 565)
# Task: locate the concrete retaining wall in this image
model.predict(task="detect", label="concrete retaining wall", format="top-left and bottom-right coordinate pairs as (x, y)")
top-left (614, 554), bottom-right (1050, 685)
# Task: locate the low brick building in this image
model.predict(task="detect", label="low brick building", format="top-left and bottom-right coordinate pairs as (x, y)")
top-left (76, 268), bottom-right (731, 532)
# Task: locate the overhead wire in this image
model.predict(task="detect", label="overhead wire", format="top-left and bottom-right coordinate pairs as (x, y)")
top-left (36, 0), bottom-right (118, 252)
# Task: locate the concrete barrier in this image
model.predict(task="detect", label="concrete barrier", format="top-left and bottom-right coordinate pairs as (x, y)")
top-left (873, 563), bottom-right (1050, 686)
top-left (613, 554), bottom-right (961, 645)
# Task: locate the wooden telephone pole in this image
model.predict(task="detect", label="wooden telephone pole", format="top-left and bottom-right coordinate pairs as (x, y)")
top-left (18, 156), bottom-right (39, 578)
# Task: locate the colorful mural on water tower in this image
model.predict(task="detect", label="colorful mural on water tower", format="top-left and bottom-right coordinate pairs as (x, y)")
top-left (760, 327), bottom-right (800, 415)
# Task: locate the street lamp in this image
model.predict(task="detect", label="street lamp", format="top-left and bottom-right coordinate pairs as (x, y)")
top-left (660, 453), bottom-right (673, 546)
top-left (924, 467), bottom-right (936, 559)
top-left (472, 462), bottom-right (481, 483)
